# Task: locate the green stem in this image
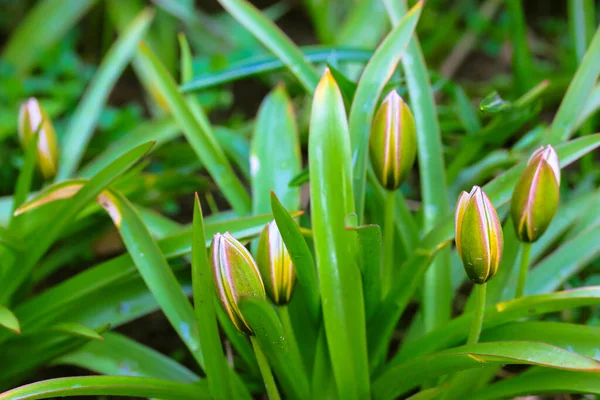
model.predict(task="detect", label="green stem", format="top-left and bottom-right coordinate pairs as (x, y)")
top-left (382, 190), bottom-right (396, 296)
top-left (515, 242), bottom-right (532, 298)
top-left (251, 336), bottom-right (281, 400)
top-left (467, 282), bottom-right (487, 345)
top-left (277, 305), bottom-right (304, 372)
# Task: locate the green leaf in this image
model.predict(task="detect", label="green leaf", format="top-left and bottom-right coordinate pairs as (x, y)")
top-left (215, 0), bottom-right (320, 92)
top-left (384, 0), bottom-right (450, 332)
top-left (1, 0), bottom-right (96, 74)
top-left (138, 42), bottom-right (251, 215)
top-left (95, 189), bottom-right (203, 368)
top-left (506, 0), bottom-right (534, 94)
top-left (0, 142), bottom-right (154, 305)
top-left (0, 376), bottom-right (206, 400)
top-left (337, 0), bottom-right (389, 48)
top-left (545, 24), bottom-right (600, 144)
top-left (53, 332), bottom-right (199, 382)
top-left (192, 195), bottom-right (236, 399)
top-left (471, 369), bottom-right (600, 400)
top-left (239, 298), bottom-right (310, 399)
top-left (288, 168), bottom-right (309, 187)
top-left (180, 46), bottom-right (373, 93)
top-left (0, 306), bottom-right (20, 334)
top-left (479, 91), bottom-right (512, 113)
top-left (270, 193), bottom-right (319, 322)
top-left (526, 222), bottom-right (600, 295)
top-left (392, 286), bottom-right (600, 364)
top-left (349, 1), bottom-right (422, 219)
top-left (11, 131), bottom-right (39, 225)
top-left (481, 321), bottom-right (600, 359)
top-left (345, 215), bottom-right (382, 320)
top-left (309, 70), bottom-right (370, 399)
top-left (50, 322), bottom-right (104, 341)
top-left (58, 8), bottom-right (155, 179)
top-left (374, 341), bottom-right (600, 400)
top-left (251, 85), bottom-right (301, 215)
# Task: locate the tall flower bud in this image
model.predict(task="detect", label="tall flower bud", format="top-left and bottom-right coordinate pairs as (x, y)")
top-left (211, 232), bottom-right (266, 335)
top-left (511, 146), bottom-right (560, 243)
top-left (369, 90), bottom-right (417, 191)
top-left (455, 186), bottom-right (503, 284)
top-left (256, 221), bottom-right (296, 305)
top-left (18, 98), bottom-right (59, 179)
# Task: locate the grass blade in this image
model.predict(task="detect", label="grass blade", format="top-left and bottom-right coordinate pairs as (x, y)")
top-left (57, 8), bottom-right (155, 179)
top-left (348, 1), bottom-right (422, 220)
top-left (96, 189), bottom-right (203, 368)
top-left (1, 0), bottom-right (96, 74)
top-left (216, 0), bottom-right (320, 92)
top-left (507, 0), bottom-right (534, 94)
top-left (138, 42), bottom-right (251, 215)
top-left (309, 70), bottom-right (370, 399)
top-left (192, 195), bottom-right (236, 399)
top-left (0, 376), bottom-right (206, 400)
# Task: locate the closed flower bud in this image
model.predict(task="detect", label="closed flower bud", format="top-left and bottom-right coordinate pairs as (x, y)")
top-left (511, 145), bottom-right (560, 243)
top-left (369, 90), bottom-right (417, 191)
top-left (211, 232), bottom-right (266, 335)
top-left (18, 98), bottom-right (59, 179)
top-left (256, 221), bottom-right (296, 305)
top-left (455, 186), bottom-right (503, 284)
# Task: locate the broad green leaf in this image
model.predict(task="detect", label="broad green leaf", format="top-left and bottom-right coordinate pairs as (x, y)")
top-left (192, 195), bottom-right (236, 400)
top-left (14, 179), bottom-right (86, 216)
top-left (216, 0), bottom-right (320, 92)
top-left (0, 227), bottom-right (22, 253)
top-left (58, 8), bottom-right (155, 179)
top-left (50, 323), bottom-right (104, 341)
top-left (392, 286), bottom-right (600, 364)
top-left (471, 369), bottom-right (600, 400)
top-left (270, 193), bottom-right (319, 321)
top-left (384, 0), bottom-right (450, 331)
top-left (309, 70), bottom-right (370, 399)
top-left (345, 215), bottom-right (382, 320)
top-left (0, 142), bottom-right (154, 305)
top-left (0, 306), bottom-right (20, 334)
top-left (545, 24), bottom-right (600, 144)
top-left (138, 42), bottom-right (251, 215)
top-left (1, 0), bottom-right (96, 74)
top-left (240, 298), bottom-right (310, 399)
top-left (374, 341), bottom-right (600, 400)
top-left (95, 189), bottom-right (203, 368)
top-left (479, 91), bottom-right (512, 113)
top-left (0, 376), bottom-right (206, 400)
top-left (180, 46), bottom-right (373, 93)
top-left (53, 332), bottom-right (199, 383)
top-left (251, 85), bottom-right (301, 215)
top-left (337, 0), bottom-right (389, 48)
top-left (578, 83), bottom-right (600, 127)
top-left (349, 1), bottom-right (422, 220)
top-left (481, 321), bottom-right (600, 359)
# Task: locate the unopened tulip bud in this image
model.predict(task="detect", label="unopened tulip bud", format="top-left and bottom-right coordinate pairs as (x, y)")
top-left (211, 232), bottom-right (266, 335)
top-left (369, 90), bottom-right (417, 191)
top-left (511, 146), bottom-right (560, 243)
top-left (18, 98), bottom-right (59, 179)
top-left (455, 186), bottom-right (503, 284)
top-left (257, 221), bottom-right (296, 305)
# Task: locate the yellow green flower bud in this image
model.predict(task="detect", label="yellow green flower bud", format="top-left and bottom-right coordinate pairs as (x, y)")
top-left (256, 221), bottom-right (296, 305)
top-left (211, 232), bottom-right (266, 335)
top-left (18, 98), bottom-right (59, 179)
top-left (511, 145), bottom-right (560, 243)
top-left (369, 90), bottom-right (417, 191)
top-left (455, 186), bottom-right (503, 284)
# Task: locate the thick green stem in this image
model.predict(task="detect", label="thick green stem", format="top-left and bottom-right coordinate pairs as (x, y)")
top-left (515, 242), bottom-right (532, 298)
top-left (382, 190), bottom-right (396, 296)
top-left (277, 305), bottom-right (304, 372)
top-left (467, 282), bottom-right (487, 345)
top-left (251, 336), bottom-right (281, 400)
